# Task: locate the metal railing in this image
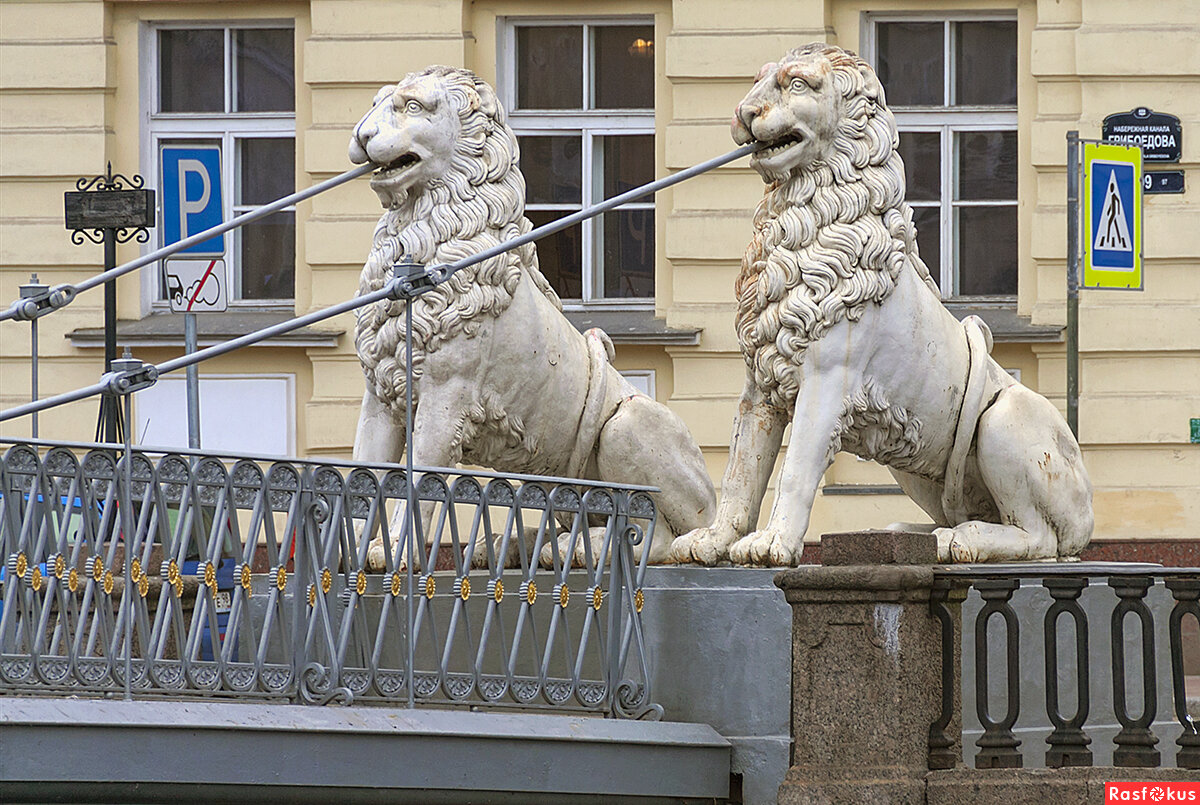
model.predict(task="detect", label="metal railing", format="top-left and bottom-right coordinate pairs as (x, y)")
top-left (0, 137), bottom-right (759, 721)
top-left (0, 439), bottom-right (661, 717)
top-left (930, 566), bottom-right (1200, 770)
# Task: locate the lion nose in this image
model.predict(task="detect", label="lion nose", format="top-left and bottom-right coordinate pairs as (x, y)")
top-left (348, 118), bottom-right (378, 164)
top-left (732, 101), bottom-right (759, 145)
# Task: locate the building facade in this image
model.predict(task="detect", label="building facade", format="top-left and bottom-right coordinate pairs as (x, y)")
top-left (1, 0), bottom-right (1197, 550)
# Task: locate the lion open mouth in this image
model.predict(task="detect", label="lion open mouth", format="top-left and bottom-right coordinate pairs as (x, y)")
top-left (756, 133), bottom-right (804, 156)
top-left (376, 152), bottom-right (420, 178)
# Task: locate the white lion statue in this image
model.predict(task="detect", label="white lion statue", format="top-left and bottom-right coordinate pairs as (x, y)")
top-left (670, 44), bottom-right (1093, 566)
top-left (348, 65), bottom-right (715, 569)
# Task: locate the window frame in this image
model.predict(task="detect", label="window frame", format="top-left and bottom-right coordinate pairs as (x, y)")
top-left (864, 12), bottom-right (1018, 299)
top-left (499, 17), bottom-right (656, 309)
top-left (140, 20), bottom-right (297, 310)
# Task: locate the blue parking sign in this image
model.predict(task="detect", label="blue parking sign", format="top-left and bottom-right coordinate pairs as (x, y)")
top-left (161, 145), bottom-right (224, 255)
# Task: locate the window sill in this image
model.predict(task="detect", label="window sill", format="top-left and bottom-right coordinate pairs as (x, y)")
top-left (68, 311), bottom-right (343, 350)
top-left (940, 299), bottom-right (1062, 343)
top-left (563, 309), bottom-right (700, 346)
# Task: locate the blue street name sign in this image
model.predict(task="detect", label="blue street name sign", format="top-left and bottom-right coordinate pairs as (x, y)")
top-left (161, 145), bottom-right (225, 255)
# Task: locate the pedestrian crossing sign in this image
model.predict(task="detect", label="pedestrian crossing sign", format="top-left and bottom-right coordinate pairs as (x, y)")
top-left (1083, 141), bottom-right (1142, 290)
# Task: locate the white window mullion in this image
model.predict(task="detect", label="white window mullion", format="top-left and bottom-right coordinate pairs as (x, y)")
top-left (581, 132), bottom-right (596, 301)
top-left (582, 23), bottom-right (593, 111)
top-left (224, 28), bottom-right (233, 115)
top-left (225, 131), bottom-right (238, 299)
top-left (941, 125), bottom-right (954, 293)
top-left (943, 21), bottom-right (953, 106)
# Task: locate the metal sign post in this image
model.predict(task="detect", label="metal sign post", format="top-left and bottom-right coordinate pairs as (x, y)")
top-left (1066, 131), bottom-right (1081, 437)
top-left (160, 145), bottom-right (226, 450)
top-left (63, 165), bottom-right (154, 443)
top-left (18, 275), bottom-right (47, 438)
top-left (1065, 133), bottom-right (1145, 438)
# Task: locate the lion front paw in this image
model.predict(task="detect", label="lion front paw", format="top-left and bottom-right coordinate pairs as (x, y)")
top-left (729, 529), bottom-right (798, 567)
top-left (934, 527), bottom-right (975, 563)
top-left (669, 524), bottom-right (738, 566)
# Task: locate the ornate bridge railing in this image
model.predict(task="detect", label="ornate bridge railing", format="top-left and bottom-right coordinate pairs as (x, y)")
top-left (0, 439), bottom-right (660, 719)
top-left (929, 565), bottom-right (1200, 770)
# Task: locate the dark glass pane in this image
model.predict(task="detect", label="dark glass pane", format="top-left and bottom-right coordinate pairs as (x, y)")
top-left (602, 209), bottom-right (654, 298)
top-left (958, 131), bottom-right (1017, 200)
top-left (236, 29), bottom-right (295, 112)
top-left (957, 206), bottom-right (1016, 295)
top-left (594, 25), bottom-right (654, 109)
top-left (527, 209), bottom-right (583, 299)
top-left (516, 26), bottom-right (583, 109)
top-left (520, 136), bottom-right (581, 204)
top-left (240, 212), bottom-right (295, 299)
top-left (160, 29), bottom-right (223, 112)
top-left (956, 22), bottom-right (1016, 106)
top-left (240, 138), bottom-right (295, 204)
top-left (897, 130), bottom-right (940, 201)
top-left (912, 206), bottom-right (941, 290)
top-left (876, 22), bottom-right (943, 106)
top-left (602, 135), bottom-right (654, 198)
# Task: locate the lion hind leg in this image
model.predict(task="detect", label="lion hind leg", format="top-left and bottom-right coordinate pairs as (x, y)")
top-left (941, 385), bottom-right (1093, 563)
top-left (595, 395), bottom-right (717, 564)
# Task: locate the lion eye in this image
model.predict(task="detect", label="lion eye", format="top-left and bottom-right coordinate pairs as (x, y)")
top-left (404, 99), bottom-right (424, 114)
top-left (789, 77), bottom-right (808, 93)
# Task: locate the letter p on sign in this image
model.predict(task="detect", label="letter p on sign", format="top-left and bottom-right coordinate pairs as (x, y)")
top-left (161, 145), bottom-right (224, 255)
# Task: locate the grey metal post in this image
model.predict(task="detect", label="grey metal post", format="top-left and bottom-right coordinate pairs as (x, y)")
top-left (100, 228), bottom-right (120, 444)
top-left (109, 349), bottom-right (144, 702)
top-left (184, 313), bottom-right (201, 449)
top-left (19, 275), bottom-right (47, 438)
top-left (1066, 130), bottom-right (1080, 438)
top-left (404, 266), bottom-right (416, 710)
top-left (122, 387), bottom-right (134, 700)
top-left (606, 502), bottom-right (627, 716)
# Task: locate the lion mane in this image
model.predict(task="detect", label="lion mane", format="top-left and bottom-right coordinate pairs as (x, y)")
top-left (735, 44), bottom-right (939, 411)
top-left (355, 65), bottom-right (560, 411)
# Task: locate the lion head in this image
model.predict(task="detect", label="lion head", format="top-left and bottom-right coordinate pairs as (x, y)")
top-left (730, 44), bottom-right (938, 410)
top-left (349, 66), bottom-right (559, 411)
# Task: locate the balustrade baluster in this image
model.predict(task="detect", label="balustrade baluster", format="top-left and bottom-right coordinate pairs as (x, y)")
top-left (1109, 575), bottom-right (1160, 767)
top-left (974, 577), bottom-right (1022, 768)
top-left (928, 579), bottom-right (964, 770)
top-left (1043, 576), bottom-right (1092, 767)
top-left (1165, 577), bottom-right (1200, 769)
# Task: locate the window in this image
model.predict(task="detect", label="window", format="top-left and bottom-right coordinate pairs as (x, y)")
top-left (503, 20), bottom-right (656, 305)
top-left (867, 16), bottom-right (1018, 296)
top-left (148, 24), bottom-right (296, 303)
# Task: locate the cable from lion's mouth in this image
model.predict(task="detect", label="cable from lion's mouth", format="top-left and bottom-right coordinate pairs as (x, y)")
top-left (376, 152), bottom-right (420, 176)
top-left (755, 133), bottom-right (804, 156)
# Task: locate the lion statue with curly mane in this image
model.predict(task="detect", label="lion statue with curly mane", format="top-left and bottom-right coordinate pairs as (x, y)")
top-left (670, 45), bottom-right (1093, 566)
top-left (349, 65), bottom-right (715, 569)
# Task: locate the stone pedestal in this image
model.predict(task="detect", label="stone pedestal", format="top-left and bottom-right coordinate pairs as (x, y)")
top-left (774, 531), bottom-right (946, 805)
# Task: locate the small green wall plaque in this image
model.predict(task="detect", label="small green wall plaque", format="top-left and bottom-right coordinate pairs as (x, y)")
top-left (1191, 418), bottom-right (1200, 444)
